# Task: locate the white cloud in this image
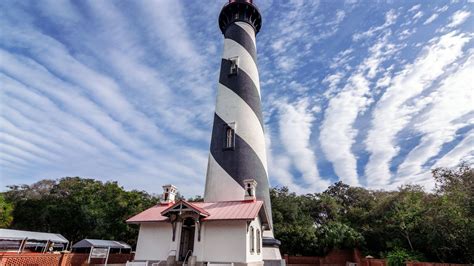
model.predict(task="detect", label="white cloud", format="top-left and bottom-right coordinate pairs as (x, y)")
top-left (0, 2), bottom-right (213, 196)
top-left (447, 10), bottom-right (471, 28)
top-left (327, 10), bottom-right (346, 26)
top-left (434, 131), bottom-right (474, 168)
top-left (395, 53), bottom-right (474, 183)
top-left (413, 11), bottom-right (424, 21)
top-left (353, 9), bottom-right (397, 41)
top-left (277, 99), bottom-right (329, 191)
top-left (437, 6), bottom-right (449, 12)
top-left (320, 30), bottom-right (396, 187)
top-left (408, 4), bottom-right (421, 13)
top-left (322, 72), bottom-right (344, 98)
top-left (424, 14), bottom-right (439, 25)
top-left (364, 31), bottom-right (471, 188)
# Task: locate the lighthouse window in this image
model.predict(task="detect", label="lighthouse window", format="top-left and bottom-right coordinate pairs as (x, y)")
top-left (249, 226), bottom-right (255, 254)
top-left (256, 229), bottom-right (261, 254)
top-left (224, 124), bottom-right (235, 149)
top-left (229, 56), bottom-right (239, 75)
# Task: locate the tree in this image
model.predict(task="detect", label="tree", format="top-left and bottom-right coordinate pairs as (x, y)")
top-left (0, 194), bottom-right (13, 228)
top-left (421, 164), bottom-right (474, 262)
top-left (270, 187), bottom-right (318, 255)
top-left (316, 221), bottom-right (364, 254)
top-left (5, 177), bottom-right (159, 247)
top-left (385, 185), bottom-right (426, 251)
top-left (187, 195), bottom-right (204, 202)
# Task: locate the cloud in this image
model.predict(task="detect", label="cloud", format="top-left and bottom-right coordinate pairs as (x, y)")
top-left (353, 9), bottom-right (397, 41)
top-left (364, 31), bottom-right (471, 188)
top-left (394, 53), bottom-right (474, 184)
top-left (320, 29), bottom-right (397, 187)
top-left (1, 1), bottom-right (472, 196)
top-left (423, 14), bottom-right (439, 25)
top-left (408, 4), bottom-right (421, 13)
top-left (277, 99), bottom-right (330, 191)
top-left (0, 1), bottom-right (211, 196)
top-left (434, 130), bottom-right (474, 168)
top-left (413, 11), bottom-right (424, 21)
top-left (447, 10), bottom-right (471, 28)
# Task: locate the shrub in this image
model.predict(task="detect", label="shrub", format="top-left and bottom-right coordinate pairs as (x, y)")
top-left (386, 249), bottom-right (424, 266)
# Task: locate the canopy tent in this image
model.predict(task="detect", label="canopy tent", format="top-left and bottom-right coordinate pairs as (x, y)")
top-left (0, 229), bottom-right (68, 243)
top-left (72, 239), bottom-right (132, 255)
top-left (72, 239), bottom-right (131, 249)
top-left (0, 229), bottom-right (68, 252)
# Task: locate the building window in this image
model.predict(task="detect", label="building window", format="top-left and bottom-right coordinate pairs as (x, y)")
top-left (223, 123), bottom-right (235, 150)
top-left (246, 183), bottom-right (253, 197)
top-left (250, 226), bottom-right (255, 254)
top-left (229, 56), bottom-right (239, 75)
top-left (256, 229), bottom-right (261, 254)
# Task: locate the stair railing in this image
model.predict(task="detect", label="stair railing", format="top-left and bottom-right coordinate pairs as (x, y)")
top-left (183, 249), bottom-right (193, 265)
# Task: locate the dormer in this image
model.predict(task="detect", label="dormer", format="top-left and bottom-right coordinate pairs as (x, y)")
top-left (161, 184), bottom-right (177, 205)
top-left (243, 179), bottom-right (257, 201)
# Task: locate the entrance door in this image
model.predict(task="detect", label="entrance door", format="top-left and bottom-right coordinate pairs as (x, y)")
top-left (179, 218), bottom-right (195, 261)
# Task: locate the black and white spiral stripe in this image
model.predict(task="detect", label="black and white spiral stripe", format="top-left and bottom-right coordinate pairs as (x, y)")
top-left (204, 21), bottom-right (273, 225)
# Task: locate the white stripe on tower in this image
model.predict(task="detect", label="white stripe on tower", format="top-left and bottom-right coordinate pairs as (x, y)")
top-left (215, 83), bottom-right (268, 175)
top-left (204, 154), bottom-right (245, 202)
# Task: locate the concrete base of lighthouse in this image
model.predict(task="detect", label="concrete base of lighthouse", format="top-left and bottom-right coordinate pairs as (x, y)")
top-left (262, 231), bottom-right (285, 266)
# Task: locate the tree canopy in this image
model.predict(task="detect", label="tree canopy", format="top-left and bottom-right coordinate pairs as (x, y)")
top-left (2, 177), bottom-right (159, 247)
top-left (270, 164), bottom-right (473, 263)
top-left (0, 164), bottom-right (472, 263)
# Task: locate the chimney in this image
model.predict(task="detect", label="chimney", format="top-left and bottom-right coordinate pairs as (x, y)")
top-left (161, 184), bottom-right (177, 205)
top-left (243, 179), bottom-right (257, 201)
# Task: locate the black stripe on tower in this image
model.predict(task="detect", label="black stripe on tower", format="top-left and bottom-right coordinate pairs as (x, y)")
top-left (224, 23), bottom-right (257, 63)
top-left (210, 114), bottom-right (267, 182)
top-left (219, 58), bottom-right (264, 130)
top-left (210, 113), bottom-right (271, 217)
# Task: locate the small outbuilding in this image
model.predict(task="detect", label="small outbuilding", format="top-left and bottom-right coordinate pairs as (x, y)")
top-left (0, 229), bottom-right (68, 253)
top-left (72, 239), bottom-right (132, 254)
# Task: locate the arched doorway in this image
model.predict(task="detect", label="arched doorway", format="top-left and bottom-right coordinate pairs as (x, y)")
top-left (179, 217), bottom-right (195, 261)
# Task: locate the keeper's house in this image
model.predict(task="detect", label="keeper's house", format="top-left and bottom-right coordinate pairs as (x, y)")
top-left (126, 181), bottom-right (271, 265)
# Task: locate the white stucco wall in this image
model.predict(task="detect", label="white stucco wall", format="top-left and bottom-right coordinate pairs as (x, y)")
top-left (134, 222), bottom-right (178, 261)
top-left (246, 217), bottom-right (263, 262)
top-left (135, 219), bottom-right (265, 263)
top-left (198, 220), bottom-right (247, 263)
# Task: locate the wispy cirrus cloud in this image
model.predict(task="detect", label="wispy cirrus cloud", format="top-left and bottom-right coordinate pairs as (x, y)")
top-left (364, 30), bottom-right (471, 188)
top-left (320, 11), bottom-right (400, 187)
top-left (393, 54), bottom-right (474, 187)
top-left (1, 0), bottom-right (473, 196)
top-left (276, 99), bottom-right (329, 192)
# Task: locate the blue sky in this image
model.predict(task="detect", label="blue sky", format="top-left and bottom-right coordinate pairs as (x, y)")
top-left (0, 0), bottom-right (473, 197)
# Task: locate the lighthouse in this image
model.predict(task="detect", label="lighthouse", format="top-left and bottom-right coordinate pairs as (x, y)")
top-left (127, 1), bottom-right (283, 264)
top-left (204, 0), bottom-right (283, 262)
top-left (204, 0), bottom-right (270, 222)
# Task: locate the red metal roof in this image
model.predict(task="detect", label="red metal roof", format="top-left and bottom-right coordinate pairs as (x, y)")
top-left (126, 200), bottom-right (264, 223)
top-left (126, 204), bottom-right (169, 223)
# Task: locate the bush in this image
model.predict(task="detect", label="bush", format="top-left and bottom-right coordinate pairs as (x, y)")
top-left (386, 249), bottom-right (424, 266)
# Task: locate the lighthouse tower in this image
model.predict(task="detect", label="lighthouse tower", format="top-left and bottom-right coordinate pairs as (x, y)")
top-left (204, 0), bottom-right (283, 262)
top-left (205, 0), bottom-right (269, 224)
top-left (127, 1), bottom-right (283, 264)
